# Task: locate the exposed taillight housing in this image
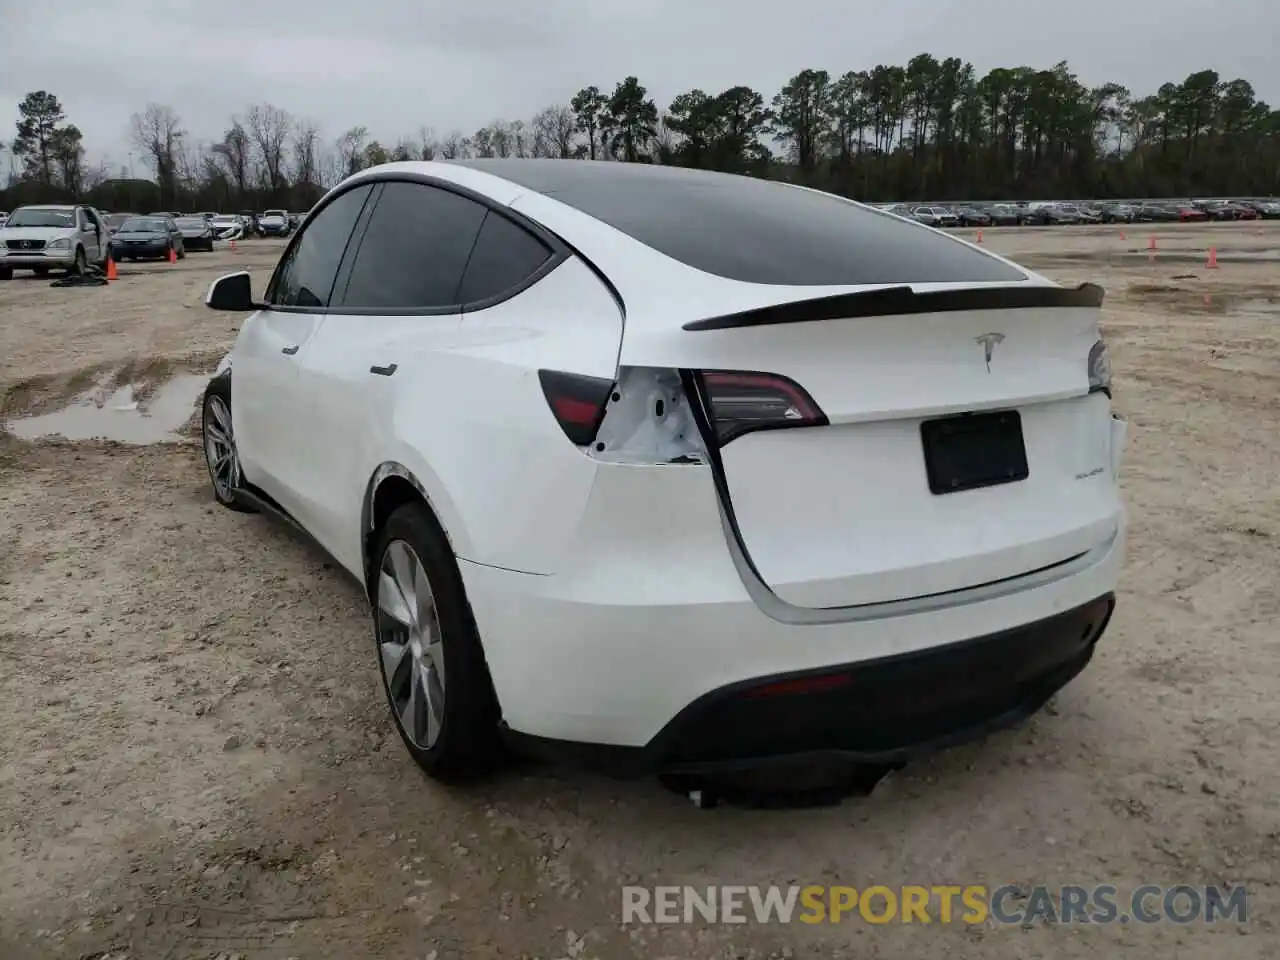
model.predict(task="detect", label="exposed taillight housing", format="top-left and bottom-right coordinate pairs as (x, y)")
top-left (538, 369), bottom-right (614, 445)
top-left (698, 370), bottom-right (828, 445)
top-left (1088, 339), bottom-right (1112, 397)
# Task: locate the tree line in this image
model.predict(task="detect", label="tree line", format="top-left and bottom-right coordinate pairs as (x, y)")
top-left (2, 56), bottom-right (1277, 214)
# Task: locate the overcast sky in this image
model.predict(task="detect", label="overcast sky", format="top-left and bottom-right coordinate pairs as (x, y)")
top-left (2, 0), bottom-right (1277, 172)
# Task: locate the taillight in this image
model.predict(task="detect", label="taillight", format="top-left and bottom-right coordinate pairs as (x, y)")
top-left (538, 369), bottom-right (614, 446)
top-left (699, 371), bottom-right (828, 445)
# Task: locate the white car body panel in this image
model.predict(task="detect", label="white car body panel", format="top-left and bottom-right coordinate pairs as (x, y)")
top-left (503, 186), bottom-right (1121, 608)
top-left (217, 160), bottom-right (1128, 755)
top-left (233, 309), bottom-right (324, 512)
top-left (280, 254), bottom-right (624, 576)
top-left (461, 529), bottom-right (1125, 746)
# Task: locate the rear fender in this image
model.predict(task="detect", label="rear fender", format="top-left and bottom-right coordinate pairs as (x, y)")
top-left (360, 458), bottom-right (472, 595)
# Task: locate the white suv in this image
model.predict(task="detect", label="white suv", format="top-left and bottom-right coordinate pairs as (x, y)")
top-left (201, 160), bottom-right (1127, 783)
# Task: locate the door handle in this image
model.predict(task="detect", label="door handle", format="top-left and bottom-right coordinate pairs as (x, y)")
top-left (281, 345), bottom-right (299, 355)
top-left (370, 363), bottom-right (398, 377)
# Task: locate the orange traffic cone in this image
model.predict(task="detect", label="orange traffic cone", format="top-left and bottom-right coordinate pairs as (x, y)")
top-left (105, 256), bottom-right (118, 281)
top-left (975, 228), bottom-right (984, 244)
top-left (168, 246), bottom-right (177, 264)
top-left (1206, 247), bottom-right (1218, 269)
top-left (229, 238), bottom-right (238, 254)
top-left (1119, 229), bottom-right (1126, 240)
top-left (1147, 235), bottom-right (1157, 251)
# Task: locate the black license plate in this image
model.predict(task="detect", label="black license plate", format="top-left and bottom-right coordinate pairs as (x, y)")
top-left (920, 410), bottom-right (1029, 495)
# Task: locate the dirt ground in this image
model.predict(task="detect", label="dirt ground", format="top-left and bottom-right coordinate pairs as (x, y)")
top-left (1, 223), bottom-right (1277, 959)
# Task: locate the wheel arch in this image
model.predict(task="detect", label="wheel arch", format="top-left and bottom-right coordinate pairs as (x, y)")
top-left (361, 461), bottom-right (469, 599)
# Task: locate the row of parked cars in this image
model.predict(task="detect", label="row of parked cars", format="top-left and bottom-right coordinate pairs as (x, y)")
top-left (103, 209), bottom-right (301, 241)
top-left (0, 204), bottom-right (303, 278)
top-left (880, 197), bottom-right (1280, 228)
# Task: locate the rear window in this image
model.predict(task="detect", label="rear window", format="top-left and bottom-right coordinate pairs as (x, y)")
top-left (445, 161), bottom-right (1022, 286)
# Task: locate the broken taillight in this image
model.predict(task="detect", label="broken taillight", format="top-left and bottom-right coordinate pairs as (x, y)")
top-left (698, 370), bottom-right (828, 445)
top-left (538, 369), bottom-right (615, 446)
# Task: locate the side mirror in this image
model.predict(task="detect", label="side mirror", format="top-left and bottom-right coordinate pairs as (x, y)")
top-left (206, 271), bottom-right (259, 311)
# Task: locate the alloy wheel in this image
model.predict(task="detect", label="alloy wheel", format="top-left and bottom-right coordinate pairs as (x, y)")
top-left (203, 394), bottom-right (241, 499)
top-left (376, 540), bottom-right (446, 749)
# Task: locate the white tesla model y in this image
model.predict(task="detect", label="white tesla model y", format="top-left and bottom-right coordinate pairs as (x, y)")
top-left (201, 160), bottom-right (1127, 782)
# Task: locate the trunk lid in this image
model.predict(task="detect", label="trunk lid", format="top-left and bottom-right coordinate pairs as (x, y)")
top-left (625, 283), bottom-right (1121, 608)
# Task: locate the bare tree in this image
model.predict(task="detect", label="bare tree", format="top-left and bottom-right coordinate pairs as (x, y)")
top-left (246, 103), bottom-right (292, 198)
top-left (417, 125), bottom-right (438, 160)
top-left (532, 105), bottom-right (577, 158)
top-left (292, 119), bottom-right (322, 187)
top-left (129, 103), bottom-right (184, 207)
top-left (390, 139), bottom-right (414, 162)
top-left (175, 138), bottom-right (204, 196)
top-left (438, 130), bottom-right (467, 159)
top-left (510, 120), bottom-right (529, 157)
top-left (471, 127), bottom-right (495, 158)
top-left (336, 126), bottom-right (368, 176)
top-left (488, 121), bottom-right (513, 158)
top-left (212, 121), bottom-right (251, 198)
top-left (315, 140), bottom-right (344, 188)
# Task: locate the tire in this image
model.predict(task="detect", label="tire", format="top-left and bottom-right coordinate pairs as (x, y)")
top-left (201, 372), bottom-right (255, 513)
top-left (33, 266), bottom-right (49, 277)
top-left (372, 502), bottom-right (503, 782)
top-left (0, 266), bottom-right (12, 281)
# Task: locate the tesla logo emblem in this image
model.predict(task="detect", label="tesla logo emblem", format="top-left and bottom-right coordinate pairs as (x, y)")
top-left (975, 332), bottom-right (1005, 372)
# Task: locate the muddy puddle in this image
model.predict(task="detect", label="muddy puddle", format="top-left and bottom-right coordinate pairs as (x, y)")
top-left (3, 373), bottom-right (206, 444)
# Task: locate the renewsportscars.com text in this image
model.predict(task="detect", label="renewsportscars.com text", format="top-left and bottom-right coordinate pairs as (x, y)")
top-left (622, 884), bottom-right (1247, 926)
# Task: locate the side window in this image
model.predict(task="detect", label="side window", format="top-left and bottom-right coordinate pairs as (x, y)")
top-left (456, 211), bottom-right (553, 305)
top-left (270, 184), bottom-right (372, 308)
top-left (339, 181), bottom-right (486, 311)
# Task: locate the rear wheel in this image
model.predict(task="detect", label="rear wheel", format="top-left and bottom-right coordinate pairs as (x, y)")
top-left (33, 266), bottom-right (49, 277)
top-left (0, 266), bottom-right (12, 281)
top-left (372, 502), bottom-right (503, 782)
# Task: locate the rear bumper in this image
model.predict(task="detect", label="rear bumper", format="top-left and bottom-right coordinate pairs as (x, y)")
top-left (110, 242), bottom-right (167, 258)
top-left (503, 593), bottom-right (1114, 777)
top-left (459, 455), bottom-right (1126, 768)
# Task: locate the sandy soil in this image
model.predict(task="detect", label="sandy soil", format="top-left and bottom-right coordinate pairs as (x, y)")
top-left (1, 224), bottom-right (1278, 959)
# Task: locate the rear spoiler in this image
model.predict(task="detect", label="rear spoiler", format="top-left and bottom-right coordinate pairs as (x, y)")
top-left (682, 282), bottom-right (1105, 332)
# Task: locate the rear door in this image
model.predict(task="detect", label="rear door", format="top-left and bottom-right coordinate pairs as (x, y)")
top-left (285, 180), bottom-right (484, 570)
top-left (233, 183), bottom-right (374, 510)
top-left (293, 177), bottom-right (622, 576)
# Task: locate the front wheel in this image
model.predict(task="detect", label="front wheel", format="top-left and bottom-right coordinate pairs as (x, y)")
top-left (201, 373), bottom-right (255, 512)
top-left (373, 503), bottom-right (503, 782)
